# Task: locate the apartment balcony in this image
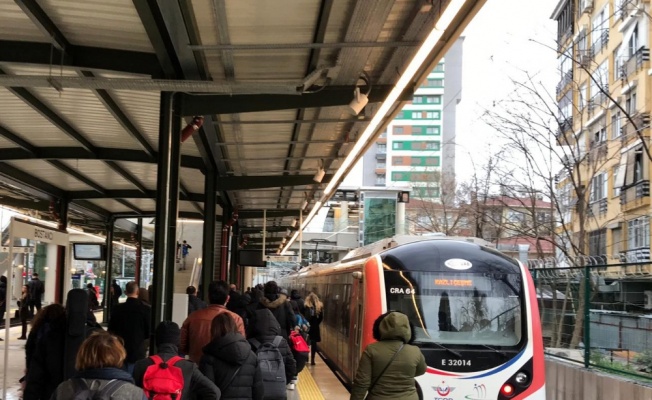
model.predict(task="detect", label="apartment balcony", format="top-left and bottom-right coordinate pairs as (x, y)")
top-left (620, 247), bottom-right (651, 264)
top-left (555, 117), bottom-right (573, 141)
top-left (620, 112), bottom-right (650, 144)
top-left (589, 30), bottom-right (609, 57)
top-left (618, 0), bottom-right (651, 20)
top-left (375, 152), bottom-right (386, 160)
top-left (558, 25), bottom-right (574, 52)
top-left (587, 142), bottom-right (607, 163)
top-left (620, 179), bottom-right (650, 211)
top-left (556, 69), bottom-right (574, 97)
top-left (587, 88), bottom-right (609, 116)
top-left (620, 47), bottom-right (650, 81)
top-left (588, 198), bottom-right (608, 217)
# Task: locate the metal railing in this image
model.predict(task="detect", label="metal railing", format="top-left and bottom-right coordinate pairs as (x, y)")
top-left (529, 259), bottom-right (652, 381)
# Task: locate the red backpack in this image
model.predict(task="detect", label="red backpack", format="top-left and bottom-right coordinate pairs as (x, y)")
top-left (289, 331), bottom-right (310, 353)
top-left (142, 355), bottom-right (185, 400)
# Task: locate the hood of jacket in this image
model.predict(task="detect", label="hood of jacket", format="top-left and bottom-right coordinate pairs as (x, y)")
top-left (203, 332), bottom-right (251, 365)
top-left (260, 293), bottom-right (287, 309)
top-left (378, 312), bottom-right (412, 343)
top-left (75, 367), bottom-right (135, 383)
top-left (251, 308), bottom-right (281, 337)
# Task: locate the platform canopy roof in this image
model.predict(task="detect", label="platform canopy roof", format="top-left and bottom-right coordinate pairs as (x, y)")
top-left (0, 0), bottom-right (485, 251)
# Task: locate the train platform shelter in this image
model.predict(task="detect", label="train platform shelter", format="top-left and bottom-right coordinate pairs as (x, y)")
top-left (0, 0), bottom-right (487, 396)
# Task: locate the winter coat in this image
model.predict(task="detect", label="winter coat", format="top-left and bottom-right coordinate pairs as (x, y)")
top-left (249, 308), bottom-right (296, 383)
top-left (108, 297), bottom-right (151, 363)
top-left (256, 293), bottom-right (296, 338)
top-left (349, 312), bottom-right (426, 400)
top-left (200, 332), bottom-right (263, 400)
top-left (180, 304), bottom-right (245, 363)
top-left (188, 294), bottom-right (207, 315)
top-left (133, 343), bottom-right (220, 400)
top-left (306, 306), bottom-right (323, 343)
top-left (51, 368), bottom-right (145, 400)
top-left (23, 315), bottom-right (66, 400)
top-left (28, 278), bottom-right (44, 303)
top-left (0, 280), bottom-right (6, 313)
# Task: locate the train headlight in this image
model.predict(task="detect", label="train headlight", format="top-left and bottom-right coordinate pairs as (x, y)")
top-left (514, 372), bottom-right (529, 386)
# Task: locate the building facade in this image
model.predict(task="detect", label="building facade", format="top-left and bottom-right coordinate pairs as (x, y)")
top-left (362, 38), bottom-right (464, 199)
top-left (552, 0), bottom-right (651, 262)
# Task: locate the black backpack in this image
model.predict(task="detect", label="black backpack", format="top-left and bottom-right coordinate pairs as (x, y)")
top-left (72, 379), bottom-right (126, 400)
top-left (249, 337), bottom-right (286, 398)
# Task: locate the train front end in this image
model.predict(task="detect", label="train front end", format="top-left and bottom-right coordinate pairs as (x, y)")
top-left (377, 240), bottom-right (545, 399)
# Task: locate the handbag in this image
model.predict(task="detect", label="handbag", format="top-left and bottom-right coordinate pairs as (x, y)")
top-left (365, 343), bottom-right (405, 398)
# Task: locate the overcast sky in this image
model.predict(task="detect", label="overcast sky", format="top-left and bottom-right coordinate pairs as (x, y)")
top-left (454, 0), bottom-right (559, 182)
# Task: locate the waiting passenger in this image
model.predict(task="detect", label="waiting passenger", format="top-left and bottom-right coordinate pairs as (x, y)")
top-left (200, 313), bottom-right (263, 400)
top-left (180, 280), bottom-right (245, 363)
top-left (249, 308), bottom-right (297, 396)
top-left (187, 285), bottom-right (207, 315)
top-left (133, 321), bottom-right (220, 400)
top-left (18, 284), bottom-right (31, 340)
top-left (108, 281), bottom-right (151, 374)
top-left (350, 311), bottom-right (426, 400)
top-left (50, 332), bottom-right (145, 399)
top-left (304, 292), bottom-right (324, 365)
top-left (252, 281), bottom-right (296, 339)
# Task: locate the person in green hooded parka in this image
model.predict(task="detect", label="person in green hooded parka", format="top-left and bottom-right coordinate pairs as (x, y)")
top-left (350, 311), bottom-right (427, 400)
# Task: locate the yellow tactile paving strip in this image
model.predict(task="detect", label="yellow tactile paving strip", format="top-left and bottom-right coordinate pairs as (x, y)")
top-left (297, 367), bottom-right (326, 400)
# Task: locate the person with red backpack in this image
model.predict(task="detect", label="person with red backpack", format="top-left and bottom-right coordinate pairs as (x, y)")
top-left (133, 321), bottom-right (220, 400)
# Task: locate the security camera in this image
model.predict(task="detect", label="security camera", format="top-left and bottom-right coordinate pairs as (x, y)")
top-left (348, 87), bottom-right (368, 116)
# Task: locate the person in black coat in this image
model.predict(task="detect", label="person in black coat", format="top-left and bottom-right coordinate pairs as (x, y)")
top-left (304, 292), bottom-right (324, 365)
top-left (0, 276), bottom-right (6, 325)
top-left (200, 313), bottom-right (263, 400)
top-left (248, 308), bottom-right (296, 387)
top-left (253, 281), bottom-right (296, 339)
top-left (134, 321), bottom-right (220, 400)
top-left (187, 285), bottom-right (207, 315)
top-left (108, 281), bottom-right (151, 374)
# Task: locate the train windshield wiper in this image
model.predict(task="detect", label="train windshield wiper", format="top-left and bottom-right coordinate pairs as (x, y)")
top-left (424, 341), bottom-right (463, 358)
top-left (479, 344), bottom-right (507, 358)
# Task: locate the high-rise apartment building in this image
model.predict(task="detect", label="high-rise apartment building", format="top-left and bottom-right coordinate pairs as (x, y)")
top-left (552, 0), bottom-right (651, 261)
top-left (361, 38), bottom-right (464, 198)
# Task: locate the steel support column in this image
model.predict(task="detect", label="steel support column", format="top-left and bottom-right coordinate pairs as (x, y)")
top-left (202, 169), bottom-right (217, 299)
top-left (219, 208), bottom-right (230, 282)
top-left (135, 218), bottom-right (143, 285)
top-left (54, 200), bottom-right (68, 304)
top-left (103, 218), bottom-right (115, 324)
top-left (152, 92), bottom-right (182, 332)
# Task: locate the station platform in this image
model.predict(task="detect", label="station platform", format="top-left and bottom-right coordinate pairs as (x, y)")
top-left (0, 322), bottom-right (349, 400)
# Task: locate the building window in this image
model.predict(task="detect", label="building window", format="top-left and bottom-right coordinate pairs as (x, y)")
top-left (426, 95), bottom-right (442, 104)
top-left (613, 166), bottom-right (621, 196)
top-left (422, 78), bottom-right (444, 87)
top-left (626, 91), bottom-right (637, 114)
top-left (376, 161), bottom-right (386, 169)
top-left (627, 217), bottom-right (650, 250)
top-left (412, 126), bottom-right (422, 134)
top-left (579, 83), bottom-right (587, 111)
top-left (634, 151), bottom-right (643, 182)
top-left (392, 156), bottom-right (404, 165)
top-left (425, 141), bottom-right (441, 151)
top-left (434, 63), bottom-right (444, 72)
top-left (426, 111), bottom-right (441, 119)
top-left (413, 112), bottom-right (423, 119)
top-left (425, 156), bottom-right (440, 166)
top-left (593, 126), bottom-right (606, 144)
top-left (426, 126), bottom-right (440, 135)
top-left (413, 96), bottom-right (422, 103)
top-left (628, 23), bottom-right (639, 57)
top-left (396, 111), bottom-right (405, 119)
top-left (588, 229), bottom-right (607, 258)
top-left (590, 173), bottom-right (607, 202)
top-left (392, 142), bottom-right (404, 150)
top-left (377, 143), bottom-right (386, 153)
top-left (611, 111), bottom-right (621, 139)
top-left (375, 174), bottom-right (386, 185)
top-left (393, 126), bottom-right (404, 134)
top-left (614, 45), bottom-right (622, 81)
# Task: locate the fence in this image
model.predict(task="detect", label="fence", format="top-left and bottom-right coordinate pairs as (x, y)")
top-left (528, 257), bottom-right (652, 381)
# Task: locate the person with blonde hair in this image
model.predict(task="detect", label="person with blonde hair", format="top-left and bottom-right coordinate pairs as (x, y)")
top-left (304, 292), bottom-right (324, 365)
top-left (51, 332), bottom-right (145, 399)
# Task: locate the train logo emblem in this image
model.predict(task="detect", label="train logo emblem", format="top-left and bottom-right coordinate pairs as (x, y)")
top-left (465, 384), bottom-right (487, 399)
top-left (434, 381), bottom-right (455, 396)
top-left (444, 258), bottom-right (472, 270)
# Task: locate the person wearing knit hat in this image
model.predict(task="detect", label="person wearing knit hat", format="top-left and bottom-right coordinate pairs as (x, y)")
top-left (133, 321), bottom-right (220, 400)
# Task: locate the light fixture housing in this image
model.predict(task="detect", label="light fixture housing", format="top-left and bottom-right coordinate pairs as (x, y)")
top-left (347, 87), bottom-right (369, 116)
top-left (313, 167), bottom-right (326, 183)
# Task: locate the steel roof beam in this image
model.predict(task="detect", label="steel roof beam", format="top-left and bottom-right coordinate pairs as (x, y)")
top-left (0, 125), bottom-right (38, 155)
top-left (0, 41), bottom-right (161, 76)
top-left (240, 226), bottom-right (295, 234)
top-left (0, 147), bottom-right (204, 170)
top-left (0, 161), bottom-right (65, 199)
top-left (47, 160), bottom-right (107, 195)
top-left (217, 175), bottom-right (333, 190)
top-left (179, 85), bottom-right (412, 115)
top-left (80, 71), bottom-right (156, 159)
top-left (68, 189), bottom-right (204, 202)
top-left (14, 0), bottom-right (70, 51)
top-left (180, 181), bottom-right (204, 216)
top-left (104, 161), bottom-right (149, 194)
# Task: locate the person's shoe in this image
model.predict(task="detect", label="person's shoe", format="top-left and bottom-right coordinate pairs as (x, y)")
top-left (0, 337), bottom-right (4, 341)
top-left (287, 383), bottom-right (295, 390)
top-left (310, 360), bottom-right (316, 365)
top-left (18, 336), bottom-right (26, 340)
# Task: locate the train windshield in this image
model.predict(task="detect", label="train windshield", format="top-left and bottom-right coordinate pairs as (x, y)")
top-left (384, 270), bottom-right (523, 347)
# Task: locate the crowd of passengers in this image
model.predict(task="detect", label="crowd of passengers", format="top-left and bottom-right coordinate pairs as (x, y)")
top-left (13, 278), bottom-right (425, 400)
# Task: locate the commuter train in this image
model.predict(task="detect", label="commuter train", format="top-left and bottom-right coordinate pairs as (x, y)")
top-left (279, 236), bottom-right (545, 399)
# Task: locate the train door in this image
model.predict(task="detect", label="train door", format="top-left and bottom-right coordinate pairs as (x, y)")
top-left (350, 271), bottom-right (364, 379)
